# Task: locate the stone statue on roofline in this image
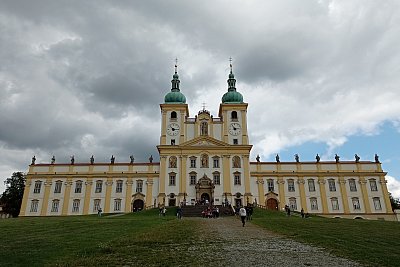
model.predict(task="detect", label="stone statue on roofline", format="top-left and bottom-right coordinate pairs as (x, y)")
top-left (335, 154), bottom-right (340, 163)
top-left (70, 155), bottom-right (75, 165)
top-left (149, 155), bottom-right (153, 163)
top-left (90, 155), bottom-right (94, 164)
top-left (275, 154), bottom-right (280, 163)
top-left (316, 154), bottom-right (320, 163)
top-left (31, 155), bottom-right (36, 165)
top-left (51, 155), bottom-right (55, 164)
top-left (294, 154), bottom-right (299, 163)
top-left (130, 155), bottom-right (134, 164)
top-left (256, 154), bottom-right (260, 162)
top-left (355, 154), bottom-right (360, 163)
top-left (110, 155), bottom-right (115, 164)
top-left (375, 154), bottom-right (379, 163)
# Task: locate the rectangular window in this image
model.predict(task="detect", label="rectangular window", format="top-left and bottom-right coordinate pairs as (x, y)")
top-left (114, 199), bottom-right (121, 211)
top-left (75, 181), bottom-right (82, 193)
top-left (190, 159), bottom-right (196, 168)
top-left (30, 200), bottom-right (39, 212)
top-left (331, 198), bottom-right (339, 211)
top-left (213, 158), bottom-right (220, 168)
top-left (93, 199), bottom-right (101, 212)
top-left (352, 198), bottom-right (360, 210)
top-left (54, 181), bottom-right (62, 194)
top-left (267, 179), bottom-right (274, 192)
top-left (373, 197), bottom-right (382, 210)
top-left (51, 200), bottom-right (59, 212)
top-left (289, 198), bottom-right (297, 210)
top-left (288, 180), bottom-right (295, 192)
top-left (234, 174), bottom-right (241, 185)
top-left (72, 199), bottom-right (80, 212)
top-left (370, 180), bottom-right (378, 191)
top-left (233, 139), bottom-right (238, 145)
top-left (34, 181), bottom-right (42, 194)
top-left (310, 198), bottom-right (318, 210)
top-left (116, 180), bottom-right (123, 193)
top-left (213, 173), bottom-right (220, 185)
top-left (349, 179), bottom-right (357, 192)
top-left (169, 175), bottom-right (176, 186)
top-left (190, 175), bottom-right (196, 185)
top-left (328, 179), bottom-right (336, 192)
top-left (308, 179), bottom-right (315, 192)
top-left (136, 180), bottom-right (143, 193)
top-left (95, 181), bottom-right (103, 193)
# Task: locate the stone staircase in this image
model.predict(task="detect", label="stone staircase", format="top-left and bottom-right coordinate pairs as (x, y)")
top-left (181, 205), bottom-right (235, 217)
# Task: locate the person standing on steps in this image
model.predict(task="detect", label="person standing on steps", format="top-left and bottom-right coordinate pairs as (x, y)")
top-left (239, 206), bottom-right (247, 227)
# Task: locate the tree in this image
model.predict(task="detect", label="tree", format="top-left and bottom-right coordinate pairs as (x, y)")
top-left (0, 172), bottom-right (26, 217)
top-left (389, 192), bottom-right (400, 211)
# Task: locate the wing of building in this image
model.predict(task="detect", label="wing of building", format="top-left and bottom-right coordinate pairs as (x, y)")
top-left (20, 64), bottom-right (395, 220)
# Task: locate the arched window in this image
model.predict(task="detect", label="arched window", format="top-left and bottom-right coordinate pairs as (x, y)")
top-left (30, 199), bottom-right (39, 212)
top-left (95, 180), bottom-right (103, 193)
top-left (289, 197), bottom-right (297, 210)
top-left (169, 156), bottom-right (177, 168)
top-left (171, 111), bottom-right (177, 120)
top-left (75, 180), bottom-right (83, 194)
top-left (307, 179), bottom-right (315, 192)
top-left (231, 111), bottom-right (238, 120)
top-left (349, 179), bottom-right (357, 192)
top-left (331, 197), bottom-right (339, 210)
top-left (54, 180), bottom-right (62, 193)
top-left (51, 199), bottom-right (60, 212)
top-left (232, 156), bottom-right (241, 168)
top-left (352, 197), bottom-right (360, 210)
top-left (287, 179), bottom-right (295, 192)
top-left (369, 179), bottom-right (378, 191)
top-left (310, 197), bottom-right (318, 210)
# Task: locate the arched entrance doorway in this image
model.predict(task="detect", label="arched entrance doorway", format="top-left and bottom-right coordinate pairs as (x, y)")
top-left (132, 199), bottom-right (144, 212)
top-left (266, 198), bottom-right (278, 210)
top-left (265, 192), bottom-right (279, 210)
top-left (195, 174), bottom-right (215, 205)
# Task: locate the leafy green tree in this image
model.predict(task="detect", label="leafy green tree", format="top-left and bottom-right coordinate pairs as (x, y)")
top-left (0, 172), bottom-right (26, 217)
top-left (389, 192), bottom-right (400, 211)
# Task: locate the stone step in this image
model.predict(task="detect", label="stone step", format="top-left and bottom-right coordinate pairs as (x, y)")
top-left (180, 205), bottom-right (234, 217)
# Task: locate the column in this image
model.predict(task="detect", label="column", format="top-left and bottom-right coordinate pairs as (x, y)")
top-left (104, 178), bottom-right (113, 213)
top-left (40, 178), bottom-right (52, 216)
top-left (125, 178), bottom-right (133, 212)
top-left (61, 179), bottom-right (73, 215)
top-left (158, 156), bottom-right (167, 204)
top-left (338, 176), bottom-right (350, 214)
top-left (83, 179), bottom-right (93, 215)
top-left (243, 155), bottom-right (251, 200)
top-left (241, 109), bottom-right (248, 144)
top-left (145, 179), bottom-right (154, 207)
top-left (379, 175), bottom-right (393, 213)
top-left (277, 177), bottom-right (285, 210)
top-left (297, 177), bottom-right (307, 212)
top-left (256, 178), bottom-right (265, 205)
top-left (222, 155), bottom-right (231, 197)
top-left (19, 178), bottom-right (31, 216)
top-left (318, 177), bottom-right (328, 213)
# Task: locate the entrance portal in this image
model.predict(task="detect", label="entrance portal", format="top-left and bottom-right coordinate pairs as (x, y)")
top-left (235, 198), bottom-right (242, 207)
top-left (266, 198), bottom-right (278, 210)
top-left (132, 199), bottom-right (144, 212)
top-left (201, 193), bottom-right (210, 203)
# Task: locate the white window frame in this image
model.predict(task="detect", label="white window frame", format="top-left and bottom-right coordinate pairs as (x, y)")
top-left (328, 179), bottom-right (336, 192)
top-left (373, 197), bottom-right (382, 210)
top-left (114, 199), bottom-right (122, 211)
top-left (30, 199), bottom-right (39, 212)
top-left (72, 199), bottom-right (80, 212)
top-left (54, 181), bottom-right (62, 194)
top-left (289, 197), bottom-right (297, 210)
top-left (95, 180), bottom-right (103, 193)
top-left (136, 180), bottom-right (143, 193)
top-left (349, 179), bottom-right (357, 192)
top-left (369, 179), bottom-right (378, 192)
top-left (93, 199), bottom-right (101, 212)
top-left (308, 179), bottom-right (315, 192)
top-left (288, 179), bottom-right (295, 192)
top-left (331, 198), bottom-right (339, 211)
top-left (75, 181), bottom-right (82, 194)
top-left (116, 180), bottom-right (123, 193)
top-left (310, 198), bottom-right (318, 210)
top-left (267, 179), bottom-right (274, 192)
top-left (213, 173), bottom-right (220, 185)
top-left (352, 197), bottom-right (361, 210)
top-left (33, 181), bottom-right (42, 194)
top-left (51, 199), bottom-right (60, 212)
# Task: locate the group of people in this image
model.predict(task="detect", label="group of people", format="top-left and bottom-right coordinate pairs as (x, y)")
top-left (201, 206), bottom-right (220, 218)
top-left (238, 205), bottom-right (254, 227)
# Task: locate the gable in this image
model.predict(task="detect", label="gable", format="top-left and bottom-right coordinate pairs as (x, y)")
top-left (179, 136), bottom-right (229, 147)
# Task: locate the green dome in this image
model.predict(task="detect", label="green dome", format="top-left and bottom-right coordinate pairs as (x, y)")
top-left (222, 90), bottom-right (243, 103)
top-left (164, 91), bottom-right (186, 103)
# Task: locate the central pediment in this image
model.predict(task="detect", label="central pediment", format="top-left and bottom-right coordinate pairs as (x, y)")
top-left (179, 136), bottom-right (229, 147)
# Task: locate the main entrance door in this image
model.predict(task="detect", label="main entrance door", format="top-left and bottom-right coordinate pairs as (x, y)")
top-left (132, 199), bottom-right (144, 212)
top-left (201, 193), bottom-right (210, 202)
top-left (266, 198), bottom-right (278, 210)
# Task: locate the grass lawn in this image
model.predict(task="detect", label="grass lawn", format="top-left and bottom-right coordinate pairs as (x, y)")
top-left (252, 208), bottom-right (400, 267)
top-left (0, 209), bottom-right (204, 267)
top-left (1, 208), bottom-right (400, 266)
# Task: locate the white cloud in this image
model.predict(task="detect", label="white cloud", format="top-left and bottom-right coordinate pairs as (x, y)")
top-left (387, 175), bottom-right (400, 199)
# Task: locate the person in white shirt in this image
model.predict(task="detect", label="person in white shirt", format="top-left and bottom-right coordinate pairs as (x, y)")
top-left (239, 206), bottom-right (247, 227)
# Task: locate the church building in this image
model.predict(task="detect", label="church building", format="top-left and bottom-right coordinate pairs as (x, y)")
top-left (20, 64), bottom-right (396, 220)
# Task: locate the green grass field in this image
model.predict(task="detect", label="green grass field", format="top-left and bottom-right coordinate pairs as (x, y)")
top-left (251, 209), bottom-right (400, 267)
top-left (1, 208), bottom-right (399, 266)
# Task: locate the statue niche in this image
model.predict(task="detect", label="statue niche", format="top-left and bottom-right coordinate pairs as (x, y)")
top-left (201, 154), bottom-right (209, 168)
top-left (169, 156), bottom-right (177, 168)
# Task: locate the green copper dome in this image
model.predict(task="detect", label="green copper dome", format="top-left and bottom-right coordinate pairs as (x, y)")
top-left (222, 90), bottom-right (243, 103)
top-left (164, 66), bottom-right (186, 104)
top-left (221, 67), bottom-right (243, 103)
top-left (164, 91), bottom-right (186, 103)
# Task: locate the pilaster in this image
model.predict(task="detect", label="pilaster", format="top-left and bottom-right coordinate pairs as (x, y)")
top-left (338, 176), bottom-right (350, 214)
top-left (104, 178), bottom-right (113, 213)
top-left (125, 178), bottom-right (133, 212)
top-left (19, 178), bottom-right (31, 216)
top-left (379, 175), bottom-right (393, 213)
top-left (83, 179), bottom-right (93, 215)
top-left (61, 179), bottom-right (73, 215)
top-left (243, 155), bottom-right (251, 197)
top-left (40, 178), bottom-right (52, 216)
top-left (297, 177), bottom-right (307, 212)
top-left (158, 156), bottom-right (167, 204)
top-left (145, 179), bottom-right (154, 207)
top-left (277, 177), bottom-right (285, 210)
top-left (318, 177), bottom-right (328, 213)
top-left (256, 179), bottom-right (265, 205)
top-left (222, 155), bottom-right (231, 195)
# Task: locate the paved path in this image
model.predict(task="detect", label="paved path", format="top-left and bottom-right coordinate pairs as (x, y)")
top-left (186, 216), bottom-right (363, 267)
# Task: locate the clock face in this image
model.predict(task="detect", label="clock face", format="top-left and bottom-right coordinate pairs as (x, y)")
top-left (229, 123), bottom-right (241, 136)
top-left (167, 123), bottom-right (180, 136)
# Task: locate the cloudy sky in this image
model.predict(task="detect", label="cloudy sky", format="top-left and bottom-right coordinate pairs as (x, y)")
top-left (1, 0), bottom-right (400, 197)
